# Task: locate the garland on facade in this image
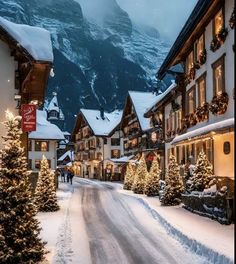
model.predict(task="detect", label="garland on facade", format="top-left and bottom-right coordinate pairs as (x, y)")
top-left (229, 8), bottom-right (235, 29)
top-left (183, 112), bottom-right (197, 129)
top-left (195, 102), bottom-right (209, 122)
top-left (198, 49), bottom-right (207, 65)
top-left (185, 64), bottom-right (196, 85)
top-left (209, 92), bottom-right (229, 115)
top-left (210, 27), bottom-right (228, 52)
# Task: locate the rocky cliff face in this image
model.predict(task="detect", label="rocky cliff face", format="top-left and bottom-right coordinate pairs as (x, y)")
top-left (0, 0), bottom-right (170, 131)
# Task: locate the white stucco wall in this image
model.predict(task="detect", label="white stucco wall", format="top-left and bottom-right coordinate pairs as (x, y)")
top-left (28, 140), bottom-right (58, 170)
top-left (186, 0), bottom-right (234, 133)
top-left (0, 40), bottom-right (18, 148)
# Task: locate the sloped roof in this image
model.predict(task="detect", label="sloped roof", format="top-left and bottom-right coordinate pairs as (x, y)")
top-left (128, 91), bottom-right (160, 131)
top-left (29, 110), bottom-right (65, 140)
top-left (81, 109), bottom-right (123, 136)
top-left (0, 16), bottom-right (53, 62)
top-left (47, 94), bottom-right (59, 112)
top-left (144, 81), bottom-right (177, 115)
top-left (58, 150), bottom-right (74, 162)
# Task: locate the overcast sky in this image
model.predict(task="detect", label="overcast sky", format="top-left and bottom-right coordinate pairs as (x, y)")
top-left (77, 0), bottom-right (198, 42)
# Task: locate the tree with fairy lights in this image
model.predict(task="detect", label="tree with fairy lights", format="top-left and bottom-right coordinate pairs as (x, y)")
top-left (132, 155), bottom-right (148, 194)
top-left (0, 111), bottom-right (46, 264)
top-left (160, 154), bottom-right (184, 205)
top-left (123, 161), bottom-right (134, 190)
top-left (34, 155), bottom-right (59, 212)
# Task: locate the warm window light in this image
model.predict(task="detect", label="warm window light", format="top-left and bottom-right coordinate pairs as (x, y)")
top-left (14, 94), bottom-right (21, 100)
top-left (30, 100), bottom-right (38, 105)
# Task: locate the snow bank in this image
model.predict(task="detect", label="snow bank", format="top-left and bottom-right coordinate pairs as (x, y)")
top-left (0, 16), bottom-right (53, 62)
top-left (119, 189), bottom-right (234, 264)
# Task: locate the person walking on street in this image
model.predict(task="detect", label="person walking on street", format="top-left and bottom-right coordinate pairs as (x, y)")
top-left (61, 169), bottom-right (65, 182)
top-left (69, 169), bottom-right (74, 185)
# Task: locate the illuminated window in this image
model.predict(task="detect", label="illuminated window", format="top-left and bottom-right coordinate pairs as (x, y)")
top-left (186, 52), bottom-right (194, 74)
top-left (195, 34), bottom-right (205, 62)
top-left (171, 112), bottom-right (175, 131)
top-left (186, 86), bottom-right (196, 114)
top-left (35, 141), bottom-right (49, 152)
top-left (212, 56), bottom-right (225, 95)
top-left (111, 149), bottom-right (120, 158)
top-left (197, 74), bottom-right (206, 106)
top-left (151, 132), bottom-right (157, 142)
top-left (214, 9), bottom-right (224, 35)
top-left (177, 110), bottom-right (182, 129)
top-left (35, 160), bottom-right (41, 169)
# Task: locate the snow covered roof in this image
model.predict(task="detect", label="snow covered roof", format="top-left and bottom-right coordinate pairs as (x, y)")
top-left (171, 118), bottom-right (234, 145)
top-left (145, 81), bottom-right (177, 114)
top-left (128, 91), bottom-right (160, 131)
top-left (0, 16), bottom-right (53, 62)
top-left (109, 155), bottom-right (134, 163)
top-left (47, 94), bottom-right (59, 112)
top-left (58, 150), bottom-right (74, 162)
top-left (29, 110), bottom-right (65, 140)
top-left (63, 131), bottom-right (71, 136)
top-left (81, 109), bottom-right (123, 136)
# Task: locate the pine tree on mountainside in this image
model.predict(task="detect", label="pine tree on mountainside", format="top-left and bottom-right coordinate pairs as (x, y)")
top-left (34, 155), bottom-right (59, 212)
top-left (189, 150), bottom-right (214, 192)
top-left (0, 111), bottom-right (46, 264)
top-left (123, 162), bottom-right (134, 190)
top-left (132, 155), bottom-right (148, 194)
top-left (144, 156), bottom-right (161, 196)
top-left (160, 154), bottom-right (184, 205)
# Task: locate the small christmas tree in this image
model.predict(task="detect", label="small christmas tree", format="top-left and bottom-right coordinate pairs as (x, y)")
top-left (132, 155), bottom-right (148, 194)
top-left (160, 154), bottom-right (184, 205)
top-left (0, 111), bottom-right (46, 263)
top-left (144, 156), bottom-right (161, 196)
top-left (189, 151), bottom-right (214, 192)
top-left (123, 162), bottom-right (134, 190)
top-left (34, 155), bottom-right (59, 212)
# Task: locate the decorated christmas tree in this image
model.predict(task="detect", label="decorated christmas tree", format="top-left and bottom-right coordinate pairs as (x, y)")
top-left (189, 151), bottom-right (214, 192)
top-left (123, 162), bottom-right (134, 190)
top-left (144, 156), bottom-right (161, 196)
top-left (160, 154), bottom-right (184, 205)
top-left (132, 155), bottom-right (148, 194)
top-left (34, 155), bottom-right (59, 212)
top-left (0, 111), bottom-right (46, 263)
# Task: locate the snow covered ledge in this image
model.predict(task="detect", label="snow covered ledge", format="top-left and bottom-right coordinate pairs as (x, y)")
top-left (171, 118), bottom-right (234, 145)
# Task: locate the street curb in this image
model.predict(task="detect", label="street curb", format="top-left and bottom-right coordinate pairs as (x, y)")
top-left (123, 193), bottom-right (233, 264)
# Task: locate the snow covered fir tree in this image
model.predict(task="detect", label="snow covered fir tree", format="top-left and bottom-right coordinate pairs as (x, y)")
top-left (132, 155), bottom-right (148, 194)
top-left (123, 162), bottom-right (134, 190)
top-left (144, 156), bottom-right (161, 196)
top-left (0, 111), bottom-right (46, 264)
top-left (188, 151), bottom-right (214, 192)
top-left (160, 155), bottom-right (184, 206)
top-left (34, 155), bottom-right (59, 212)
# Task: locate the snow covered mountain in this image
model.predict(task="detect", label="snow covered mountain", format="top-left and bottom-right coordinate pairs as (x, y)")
top-left (0, 0), bottom-right (171, 131)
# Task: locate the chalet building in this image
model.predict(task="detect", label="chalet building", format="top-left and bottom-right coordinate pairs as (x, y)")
top-left (28, 110), bottom-right (65, 171)
top-left (144, 81), bottom-right (181, 170)
top-left (120, 91), bottom-right (164, 170)
top-left (72, 109), bottom-right (123, 180)
top-left (156, 0), bottom-right (234, 180)
top-left (0, 16), bottom-right (53, 150)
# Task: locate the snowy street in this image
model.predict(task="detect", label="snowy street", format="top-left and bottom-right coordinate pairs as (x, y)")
top-left (38, 178), bottom-right (213, 264)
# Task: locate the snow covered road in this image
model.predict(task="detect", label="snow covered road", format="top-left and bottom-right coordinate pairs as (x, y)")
top-left (38, 178), bottom-right (211, 264)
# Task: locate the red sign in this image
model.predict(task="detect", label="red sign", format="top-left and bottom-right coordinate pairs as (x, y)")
top-left (21, 104), bottom-right (37, 132)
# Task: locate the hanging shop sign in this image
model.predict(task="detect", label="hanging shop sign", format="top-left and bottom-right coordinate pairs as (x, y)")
top-left (21, 104), bottom-right (37, 132)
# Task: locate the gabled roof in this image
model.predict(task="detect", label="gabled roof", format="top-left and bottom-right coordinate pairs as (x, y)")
top-left (0, 16), bottom-right (53, 62)
top-left (127, 91), bottom-right (160, 131)
top-left (79, 109), bottom-right (123, 136)
top-left (157, 0), bottom-right (214, 79)
top-left (47, 94), bottom-right (59, 112)
top-left (29, 110), bottom-right (65, 140)
top-left (144, 81), bottom-right (177, 116)
top-left (58, 150), bottom-right (74, 162)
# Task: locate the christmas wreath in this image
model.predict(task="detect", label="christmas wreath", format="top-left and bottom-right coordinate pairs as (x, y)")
top-left (210, 28), bottom-right (228, 52)
top-left (195, 102), bottom-right (209, 122)
top-left (229, 8), bottom-right (235, 29)
top-left (188, 112), bottom-right (198, 126)
top-left (209, 92), bottom-right (229, 115)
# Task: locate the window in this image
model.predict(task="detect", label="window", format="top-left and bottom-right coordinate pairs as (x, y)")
top-left (111, 138), bottom-right (120, 146)
top-left (197, 74), bottom-right (206, 106)
top-left (186, 51), bottom-right (194, 74)
top-left (186, 86), bottom-right (196, 114)
top-left (111, 149), bottom-right (120, 158)
top-left (171, 112), bottom-right (175, 131)
top-left (176, 110), bottom-right (182, 129)
top-left (103, 138), bottom-right (107, 144)
top-left (28, 140), bottom-right (32, 151)
top-left (213, 9), bottom-right (224, 35)
top-left (35, 141), bottom-right (49, 152)
top-left (195, 34), bottom-right (205, 62)
top-left (35, 160), bottom-right (41, 169)
top-left (28, 159), bottom-right (32, 170)
top-left (212, 55), bottom-right (225, 95)
top-left (49, 110), bottom-right (58, 118)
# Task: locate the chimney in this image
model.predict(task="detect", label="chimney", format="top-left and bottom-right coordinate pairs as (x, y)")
top-left (100, 107), bottom-right (105, 120)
